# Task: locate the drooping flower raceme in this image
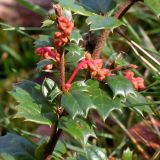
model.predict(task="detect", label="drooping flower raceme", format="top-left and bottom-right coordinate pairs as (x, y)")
top-left (124, 71), bottom-right (145, 91)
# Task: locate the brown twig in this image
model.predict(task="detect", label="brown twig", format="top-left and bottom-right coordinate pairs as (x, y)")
top-left (42, 122), bottom-right (62, 160)
top-left (60, 52), bottom-right (65, 91)
top-left (93, 0), bottom-right (142, 59)
top-left (111, 113), bottom-right (150, 160)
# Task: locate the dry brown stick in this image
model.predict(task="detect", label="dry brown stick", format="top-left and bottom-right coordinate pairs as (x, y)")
top-left (111, 113), bottom-right (150, 160)
top-left (93, 0), bottom-right (142, 59)
top-left (60, 52), bottom-right (65, 91)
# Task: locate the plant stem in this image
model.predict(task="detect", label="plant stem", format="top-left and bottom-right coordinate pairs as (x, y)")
top-left (60, 52), bottom-right (65, 91)
top-left (42, 52), bottom-right (65, 160)
top-left (93, 0), bottom-right (141, 59)
top-left (42, 121), bottom-right (62, 160)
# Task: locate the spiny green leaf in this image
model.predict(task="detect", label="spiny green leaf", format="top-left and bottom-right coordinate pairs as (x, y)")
top-left (42, 78), bottom-right (61, 102)
top-left (58, 0), bottom-right (93, 16)
top-left (107, 75), bottom-right (136, 98)
top-left (58, 117), bottom-right (96, 146)
top-left (0, 133), bottom-right (35, 160)
top-left (42, 19), bottom-right (54, 28)
top-left (79, 0), bottom-right (116, 14)
top-left (36, 59), bottom-right (52, 71)
top-left (122, 148), bottom-right (133, 160)
top-left (61, 80), bottom-right (122, 120)
top-left (9, 80), bottom-right (57, 126)
top-left (125, 92), bottom-right (152, 116)
top-left (86, 15), bottom-right (123, 31)
top-left (61, 89), bottom-right (94, 118)
top-left (144, 0), bottom-right (160, 17)
top-left (65, 43), bottom-right (85, 68)
top-left (70, 29), bottom-right (83, 44)
top-left (85, 145), bottom-right (107, 160)
top-left (86, 80), bottom-right (122, 120)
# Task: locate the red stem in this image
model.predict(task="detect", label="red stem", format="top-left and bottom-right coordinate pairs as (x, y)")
top-left (66, 60), bottom-right (87, 85)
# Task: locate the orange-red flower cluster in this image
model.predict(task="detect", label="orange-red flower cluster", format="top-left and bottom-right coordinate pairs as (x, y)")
top-left (84, 52), bottom-right (112, 81)
top-left (54, 16), bottom-right (74, 48)
top-left (124, 71), bottom-right (145, 91)
top-left (35, 46), bottom-right (60, 70)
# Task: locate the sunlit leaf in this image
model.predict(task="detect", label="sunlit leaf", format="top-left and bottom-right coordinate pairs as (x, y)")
top-left (107, 75), bottom-right (136, 98)
top-left (58, 116), bottom-right (96, 146)
top-left (42, 78), bottom-right (61, 102)
top-left (9, 80), bottom-right (57, 126)
top-left (122, 148), bottom-right (133, 160)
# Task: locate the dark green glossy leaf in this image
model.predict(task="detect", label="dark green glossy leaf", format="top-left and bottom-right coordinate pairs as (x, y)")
top-left (52, 140), bottom-right (67, 160)
top-left (58, 117), bottom-right (96, 146)
top-left (86, 80), bottom-right (121, 120)
top-left (42, 78), bottom-right (61, 102)
top-left (86, 15), bottom-right (123, 31)
top-left (122, 148), bottom-right (133, 160)
top-left (9, 80), bottom-right (57, 126)
top-left (0, 133), bottom-right (35, 160)
top-left (126, 92), bottom-right (152, 115)
top-left (70, 29), bottom-right (83, 44)
top-left (107, 75), bottom-right (136, 98)
top-left (65, 43), bottom-right (85, 68)
top-left (85, 145), bottom-right (107, 160)
top-left (79, 0), bottom-right (116, 14)
top-left (36, 59), bottom-right (52, 71)
top-left (42, 19), bottom-right (54, 28)
top-left (58, 0), bottom-right (93, 16)
top-left (144, 0), bottom-right (160, 17)
top-left (62, 80), bottom-right (122, 120)
top-left (61, 89), bottom-right (94, 118)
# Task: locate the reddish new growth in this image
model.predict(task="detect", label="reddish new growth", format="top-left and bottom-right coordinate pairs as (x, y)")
top-left (35, 16), bottom-right (74, 70)
top-left (54, 16), bottom-right (74, 48)
top-left (124, 71), bottom-right (145, 91)
top-left (64, 52), bottom-right (112, 91)
top-left (35, 46), bottom-right (60, 70)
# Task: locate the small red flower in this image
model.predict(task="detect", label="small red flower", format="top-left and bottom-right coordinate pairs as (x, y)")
top-left (57, 16), bottom-right (74, 35)
top-left (124, 71), bottom-right (145, 91)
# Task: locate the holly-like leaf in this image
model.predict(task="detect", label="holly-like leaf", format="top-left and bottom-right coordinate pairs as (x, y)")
top-left (70, 29), bottom-right (83, 44)
top-left (0, 133), bottom-right (35, 160)
top-left (79, 0), bottom-right (116, 14)
top-left (65, 43), bottom-right (85, 68)
top-left (125, 92), bottom-right (152, 116)
top-left (107, 75), bottom-right (136, 98)
top-left (52, 140), bottom-right (67, 160)
top-left (85, 145), bottom-right (107, 160)
top-left (122, 148), bottom-right (133, 160)
top-left (86, 15), bottom-right (123, 31)
top-left (86, 80), bottom-right (121, 120)
top-left (58, 0), bottom-right (93, 16)
top-left (61, 80), bottom-right (122, 120)
top-left (144, 0), bottom-right (160, 17)
top-left (34, 35), bottom-right (52, 47)
top-left (42, 78), bottom-right (61, 102)
top-left (58, 116), bottom-right (96, 146)
top-left (36, 59), bottom-right (52, 71)
top-left (42, 19), bottom-right (54, 28)
top-left (9, 80), bottom-right (57, 126)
